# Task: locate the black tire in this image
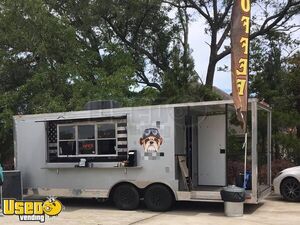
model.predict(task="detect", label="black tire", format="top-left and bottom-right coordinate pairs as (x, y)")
top-left (112, 184), bottom-right (140, 210)
top-left (220, 190), bottom-right (245, 202)
top-left (144, 184), bottom-right (174, 212)
top-left (280, 177), bottom-right (300, 202)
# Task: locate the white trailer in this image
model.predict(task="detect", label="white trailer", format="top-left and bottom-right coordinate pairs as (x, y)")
top-left (13, 99), bottom-right (272, 211)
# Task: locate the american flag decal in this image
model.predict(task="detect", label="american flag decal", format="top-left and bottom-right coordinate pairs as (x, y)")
top-left (48, 122), bottom-right (57, 143)
top-left (117, 122), bottom-right (127, 152)
top-left (48, 122), bottom-right (58, 156)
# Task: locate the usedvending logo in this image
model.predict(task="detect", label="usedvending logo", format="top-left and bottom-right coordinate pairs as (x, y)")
top-left (2, 197), bottom-right (63, 223)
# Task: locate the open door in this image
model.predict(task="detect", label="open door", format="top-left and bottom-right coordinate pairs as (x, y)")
top-left (198, 115), bottom-right (226, 186)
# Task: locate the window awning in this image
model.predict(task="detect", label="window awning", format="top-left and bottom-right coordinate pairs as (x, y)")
top-left (35, 115), bottom-right (127, 123)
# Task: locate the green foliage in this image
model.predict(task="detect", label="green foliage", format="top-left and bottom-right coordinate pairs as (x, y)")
top-left (166, 0), bottom-right (300, 86)
top-left (0, 0), bottom-right (218, 163)
top-left (156, 41), bottom-right (220, 103)
top-left (0, 0), bottom-right (298, 166)
top-left (250, 31), bottom-right (300, 164)
top-left (0, 0), bottom-right (138, 162)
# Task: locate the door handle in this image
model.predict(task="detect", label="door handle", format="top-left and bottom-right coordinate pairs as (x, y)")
top-left (220, 149), bottom-right (226, 154)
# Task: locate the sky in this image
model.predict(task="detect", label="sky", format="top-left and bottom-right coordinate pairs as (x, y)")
top-left (188, 17), bottom-right (232, 93)
top-left (188, 9), bottom-right (300, 94)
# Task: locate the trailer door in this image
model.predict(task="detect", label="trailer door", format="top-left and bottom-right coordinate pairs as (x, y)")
top-left (198, 115), bottom-right (226, 186)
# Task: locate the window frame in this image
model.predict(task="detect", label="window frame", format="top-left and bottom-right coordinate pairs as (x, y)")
top-left (57, 124), bottom-right (77, 156)
top-left (77, 124), bottom-right (97, 156)
top-left (97, 123), bottom-right (117, 155)
top-left (57, 121), bottom-right (118, 157)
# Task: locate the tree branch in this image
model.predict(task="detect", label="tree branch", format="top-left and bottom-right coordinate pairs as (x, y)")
top-left (186, 0), bottom-right (213, 25)
top-left (132, 2), bottom-right (150, 43)
top-left (102, 16), bottom-right (170, 73)
top-left (216, 48), bottom-right (230, 61)
top-left (218, 0), bottom-right (233, 24)
top-left (212, 0), bottom-right (218, 21)
top-left (199, 0), bottom-right (212, 20)
top-left (216, 23), bottom-right (231, 51)
top-left (216, 0), bottom-right (300, 62)
top-left (251, 0), bottom-right (300, 40)
top-left (162, 0), bottom-right (190, 8)
top-left (137, 70), bottom-right (162, 91)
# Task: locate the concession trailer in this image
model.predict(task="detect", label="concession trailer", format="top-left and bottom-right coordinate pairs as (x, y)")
top-left (13, 99), bottom-right (272, 211)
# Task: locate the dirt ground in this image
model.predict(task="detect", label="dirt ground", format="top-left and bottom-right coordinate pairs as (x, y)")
top-left (1, 194), bottom-right (300, 225)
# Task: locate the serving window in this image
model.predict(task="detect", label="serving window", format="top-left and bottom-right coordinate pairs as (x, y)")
top-left (57, 123), bottom-right (117, 157)
top-left (58, 125), bottom-right (76, 156)
top-left (47, 117), bottom-right (128, 163)
top-left (98, 124), bottom-right (116, 155)
top-left (78, 125), bottom-right (96, 155)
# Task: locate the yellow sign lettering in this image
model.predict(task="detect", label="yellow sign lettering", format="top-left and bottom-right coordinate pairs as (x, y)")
top-left (15, 201), bottom-right (24, 215)
top-left (24, 202), bottom-right (34, 215)
top-left (236, 58), bottom-right (248, 76)
top-left (241, 0), bottom-right (250, 12)
top-left (240, 37), bottom-right (249, 54)
top-left (237, 79), bottom-right (247, 96)
top-left (3, 199), bottom-right (15, 215)
top-left (34, 202), bottom-right (44, 215)
top-left (2, 198), bottom-right (62, 222)
top-left (241, 16), bottom-right (250, 34)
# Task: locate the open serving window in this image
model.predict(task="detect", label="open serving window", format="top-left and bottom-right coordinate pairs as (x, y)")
top-left (46, 116), bottom-right (128, 163)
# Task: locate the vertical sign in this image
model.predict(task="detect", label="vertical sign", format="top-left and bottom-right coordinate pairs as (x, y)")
top-left (231, 0), bottom-right (251, 132)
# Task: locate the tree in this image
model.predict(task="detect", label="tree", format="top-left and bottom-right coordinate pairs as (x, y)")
top-left (1, 0), bottom-right (298, 165)
top-left (163, 0), bottom-right (300, 87)
top-left (7, 0), bottom-right (298, 95)
top-left (250, 30), bottom-right (300, 163)
top-left (44, 0), bottom-right (215, 102)
top-left (0, 0), bottom-right (139, 163)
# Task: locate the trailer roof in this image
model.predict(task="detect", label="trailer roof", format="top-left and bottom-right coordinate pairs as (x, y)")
top-left (13, 98), bottom-right (268, 122)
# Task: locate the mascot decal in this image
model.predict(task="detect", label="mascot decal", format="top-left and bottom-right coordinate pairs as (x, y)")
top-left (139, 128), bottom-right (163, 152)
top-left (140, 128), bottom-right (164, 160)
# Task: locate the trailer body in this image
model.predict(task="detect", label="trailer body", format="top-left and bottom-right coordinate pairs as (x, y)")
top-left (14, 99), bottom-right (272, 204)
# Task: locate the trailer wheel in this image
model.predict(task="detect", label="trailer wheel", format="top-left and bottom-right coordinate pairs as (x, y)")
top-left (144, 184), bottom-right (174, 211)
top-left (112, 184), bottom-right (140, 210)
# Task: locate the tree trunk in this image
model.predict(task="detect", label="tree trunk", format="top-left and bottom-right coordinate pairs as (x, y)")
top-left (205, 53), bottom-right (217, 87)
top-left (205, 26), bottom-right (218, 88)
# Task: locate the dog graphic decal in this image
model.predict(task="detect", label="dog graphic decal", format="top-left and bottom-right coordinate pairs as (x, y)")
top-left (139, 128), bottom-right (163, 152)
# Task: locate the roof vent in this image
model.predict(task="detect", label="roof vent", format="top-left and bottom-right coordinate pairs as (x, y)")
top-left (84, 100), bottom-right (121, 110)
